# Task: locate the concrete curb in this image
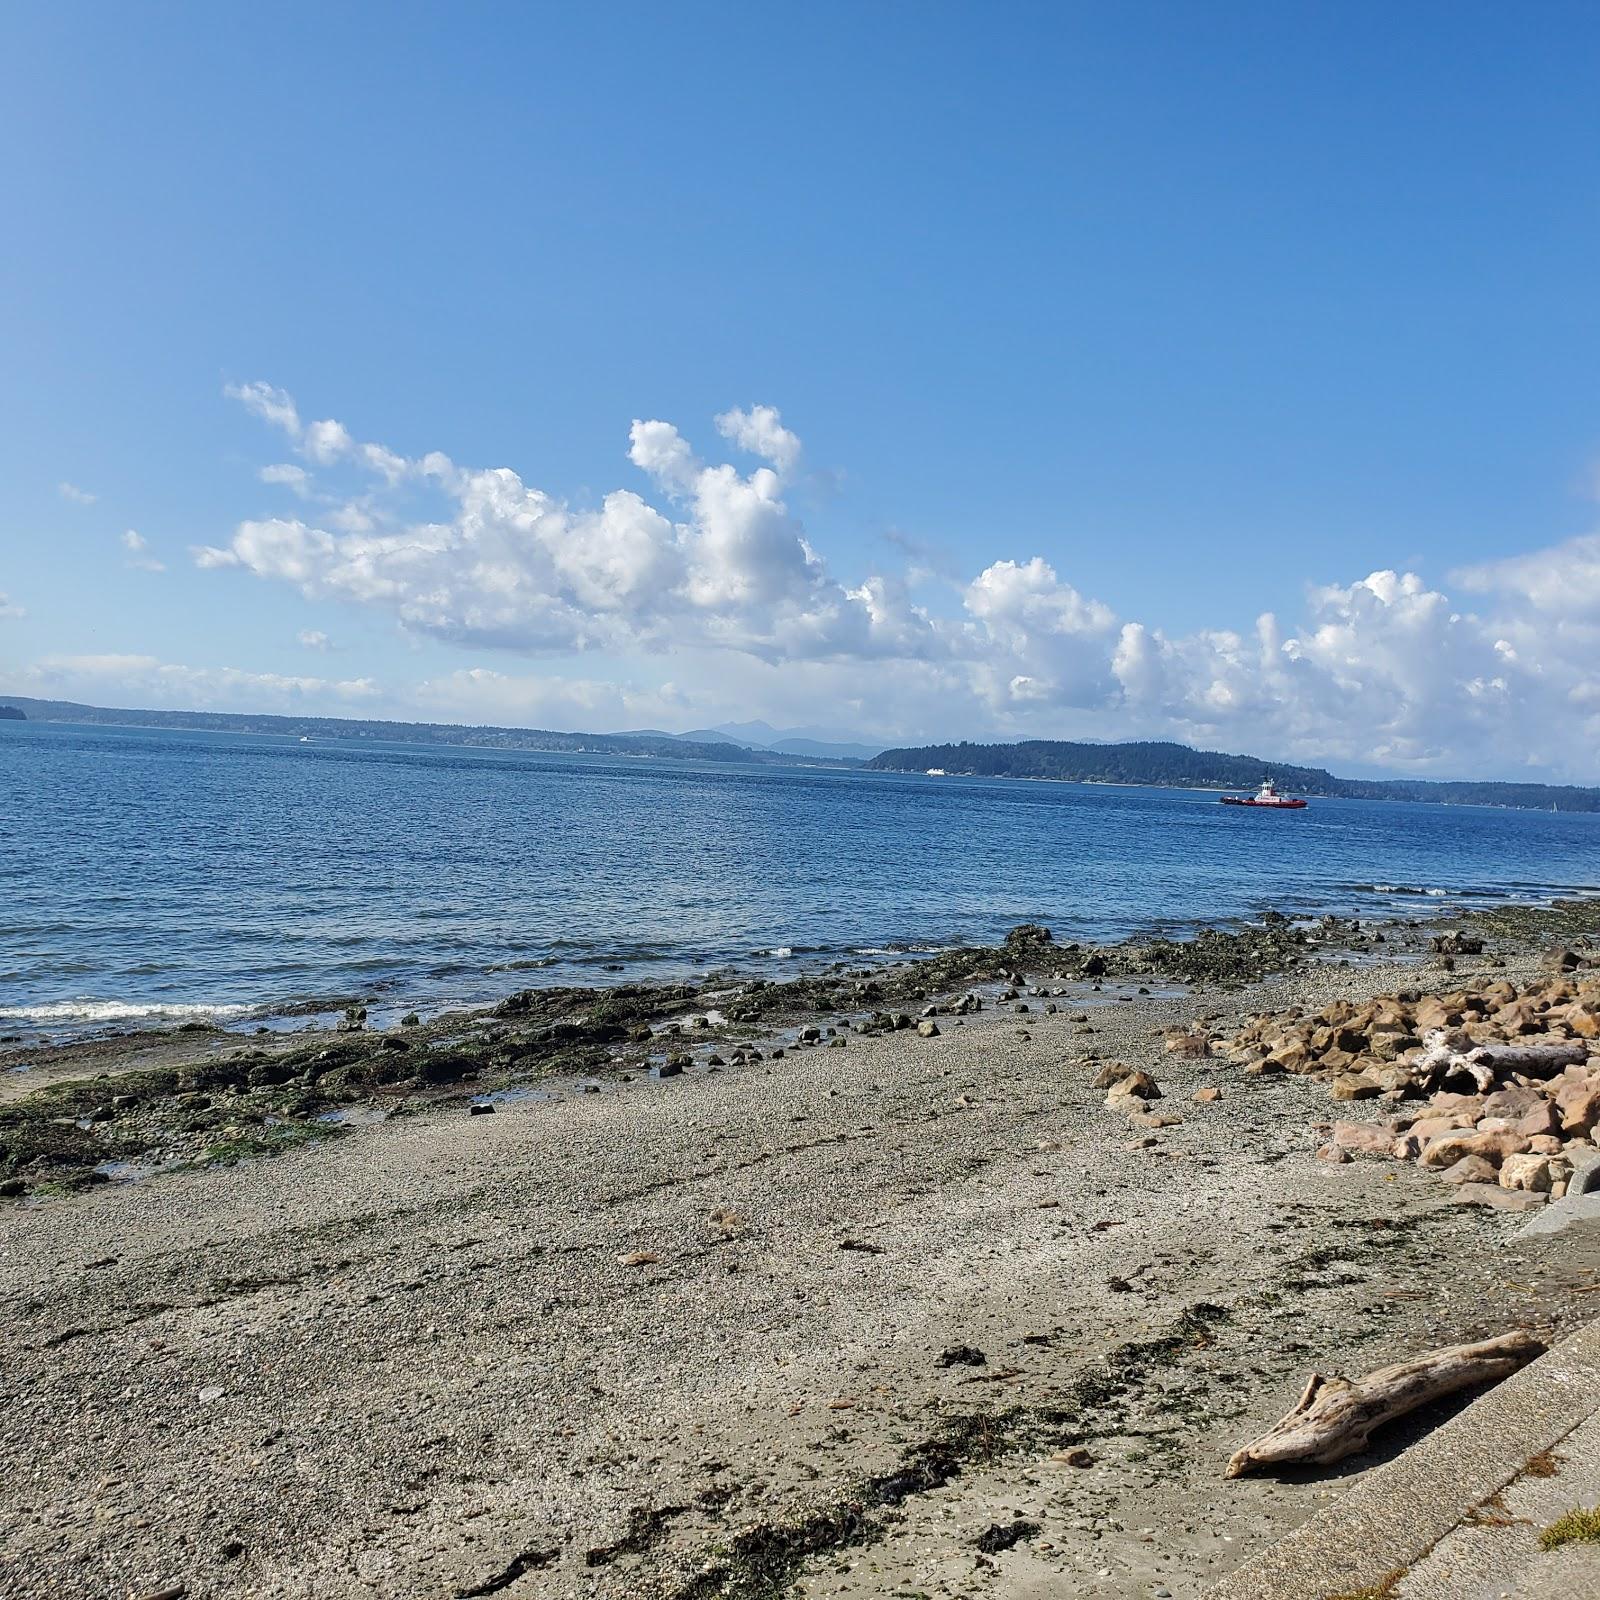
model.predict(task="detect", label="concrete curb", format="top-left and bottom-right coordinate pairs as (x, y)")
top-left (1203, 1317), bottom-right (1600, 1600)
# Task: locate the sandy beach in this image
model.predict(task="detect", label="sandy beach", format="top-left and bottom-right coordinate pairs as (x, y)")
top-left (4, 912), bottom-right (1599, 1600)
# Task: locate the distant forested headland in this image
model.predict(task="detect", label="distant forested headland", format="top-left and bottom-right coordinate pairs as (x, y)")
top-left (867, 738), bottom-right (1600, 813)
top-left (0, 697), bottom-right (853, 768)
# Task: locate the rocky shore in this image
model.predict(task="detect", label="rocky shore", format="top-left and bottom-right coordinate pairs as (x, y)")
top-left (2, 902), bottom-right (1599, 1599)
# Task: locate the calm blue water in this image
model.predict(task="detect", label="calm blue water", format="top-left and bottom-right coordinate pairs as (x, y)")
top-left (4, 720), bottom-right (1599, 1037)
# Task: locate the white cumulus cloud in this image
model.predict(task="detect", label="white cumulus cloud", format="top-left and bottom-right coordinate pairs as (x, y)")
top-left (197, 383), bottom-right (1600, 780)
top-left (58, 481), bottom-right (96, 504)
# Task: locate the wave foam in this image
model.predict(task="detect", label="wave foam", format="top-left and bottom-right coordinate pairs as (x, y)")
top-left (0, 1000), bottom-right (254, 1025)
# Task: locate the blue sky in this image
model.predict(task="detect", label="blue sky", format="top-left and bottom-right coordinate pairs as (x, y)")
top-left (3, 2), bottom-right (1599, 776)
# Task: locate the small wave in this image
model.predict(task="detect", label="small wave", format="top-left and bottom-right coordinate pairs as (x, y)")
top-left (1364, 884), bottom-right (1455, 897)
top-left (0, 999), bottom-right (255, 1025)
top-left (753, 946), bottom-right (795, 958)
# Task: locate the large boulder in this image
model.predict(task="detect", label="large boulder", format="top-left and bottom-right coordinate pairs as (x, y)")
top-left (1420, 1129), bottom-right (1532, 1170)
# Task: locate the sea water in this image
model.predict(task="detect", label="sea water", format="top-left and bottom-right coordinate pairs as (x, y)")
top-left (4, 720), bottom-right (1598, 1037)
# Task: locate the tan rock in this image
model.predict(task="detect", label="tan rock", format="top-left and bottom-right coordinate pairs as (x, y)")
top-left (1527, 1134), bottom-right (1563, 1155)
top-left (1128, 1107), bottom-right (1181, 1129)
top-left (1438, 1154), bottom-right (1498, 1186)
top-left (1104, 1070), bottom-right (1160, 1106)
top-left (1331, 1071), bottom-right (1382, 1101)
top-left (1409, 1113), bottom-right (1478, 1144)
top-left (1244, 1057), bottom-right (1288, 1076)
top-left (1317, 1143), bottom-right (1353, 1164)
top-left (1554, 1072), bottom-right (1600, 1136)
top-left (1091, 1061), bottom-right (1136, 1089)
top-left (1499, 1153), bottom-right (1555, 1192)
top-left (1192, 1085), bottom-right (1223, 1103)
top-left (1420, 1129), bottom-right (1531, 1170)
top-left (1330, 1121), bottom-right (1394, 1157)
top-left (1267, 1041), bottom-right (1311, 1073)
top-left (1566, 1003), bottom-right (1600, 1038)
top-left (1428, 1092), bottom-right (1491, 1122)
top-left (1452, 1182), bottom-right (1547, 1212)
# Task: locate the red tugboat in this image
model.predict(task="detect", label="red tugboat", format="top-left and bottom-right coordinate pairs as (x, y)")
top-left (1219, 777), bottom-right (1307, 810)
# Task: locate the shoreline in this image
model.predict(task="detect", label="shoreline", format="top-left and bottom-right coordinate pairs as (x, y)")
top-left (7, 898), bottom-right (1600, 1196)
top-left (9, 881), bottom-right (1600, 1053)
top-left (2, 900), bottom-right (1598, 1598)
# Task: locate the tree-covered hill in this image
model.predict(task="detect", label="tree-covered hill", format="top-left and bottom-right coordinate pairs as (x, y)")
top-left (867, 738), bottom-right (1600, 812)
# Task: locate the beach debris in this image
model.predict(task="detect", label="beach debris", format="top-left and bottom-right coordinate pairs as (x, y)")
top-left (974, 1517), bottom-right (1041, 1554)
top-left (936, 1344), bottom-right (988, 1368)
top-left (1224, 1331), bottom-right (1544, 1477)
top-left (469, 1102), bottom-right (495, 1116)
top-left (616, 1250), bottom-right (659, 1267)
top-left (838, 1237), bottom-right (885, 1254)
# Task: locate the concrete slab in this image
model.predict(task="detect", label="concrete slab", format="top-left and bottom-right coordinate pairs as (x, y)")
top-left (1203, 1319), bottom-right (1600, 1600)
top-left (1518, 1192), bottom-right (1600, 1237)
top-left (1396, 1408), bottom-right (1600, 1598)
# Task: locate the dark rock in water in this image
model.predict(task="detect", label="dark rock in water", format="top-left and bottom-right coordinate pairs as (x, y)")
top-left (1080, 954), bottom-right (1109, 978)
top-left (974, 1518), bottom-right (1040, 1554)
top-left (936, 1344), bottom-right (987, 1367)
top-left (1005, 923), bottom-right (1054, 947)
top-left (469, 1102), bottom-right (495, 1116)
top-left (400, 1012), bottom-right (421, 1027)
top-left (650, 1060), bottom-right (683, 1080)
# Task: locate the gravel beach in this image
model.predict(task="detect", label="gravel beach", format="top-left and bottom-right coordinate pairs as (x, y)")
top-left (4, 920), bottom-right (1598, 1600)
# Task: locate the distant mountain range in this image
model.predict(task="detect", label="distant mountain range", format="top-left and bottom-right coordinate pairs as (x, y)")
top-left (0, 697), bottom-right (869, 769)
top-left (867, 738), bottom-right (1600, 813)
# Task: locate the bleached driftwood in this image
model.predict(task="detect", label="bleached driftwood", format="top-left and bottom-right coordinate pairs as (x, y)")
top-left (1415, 1029), bottom-right (1587, 1094)
top-left (1223, 1331), bottom-right (1544, 1478)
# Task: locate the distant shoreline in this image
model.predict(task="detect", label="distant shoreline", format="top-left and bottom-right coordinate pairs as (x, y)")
top-left (870, 737), bottom-right (1600, 813)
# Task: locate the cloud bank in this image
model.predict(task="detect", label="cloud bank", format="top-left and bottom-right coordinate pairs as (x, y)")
top-left (188, 384), bottom-right (1600, 779)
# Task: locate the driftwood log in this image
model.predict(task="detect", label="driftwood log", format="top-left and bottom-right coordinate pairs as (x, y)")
top-left (1415, 1028), bottom-right (1588, 1094)
top-left (1224, 1331), bottom-right (1545, 1478)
